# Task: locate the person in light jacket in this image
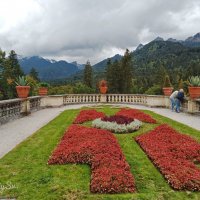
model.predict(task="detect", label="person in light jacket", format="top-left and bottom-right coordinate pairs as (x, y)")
top-left (170, 90), bottom-right (178, 111)
top-left (170, 89), bottom-right (184, 112)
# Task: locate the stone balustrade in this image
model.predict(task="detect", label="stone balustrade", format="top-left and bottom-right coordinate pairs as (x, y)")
top-left (0, 94), bottom-right (199, 125)
top-left (63, 94), bottom-right (101, 104)
top-left (0, 96), bottom-right (41, 125)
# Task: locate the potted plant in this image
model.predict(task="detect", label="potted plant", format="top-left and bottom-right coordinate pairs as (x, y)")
top-left (188, 76), bottom-right (200, 99)
top-left (99, 80), bottom-right (108, 94)
top-left (162, 75), bottom-right (173, 96)
top-left (38, 82), bottom-right (49, 96)
top-left (15, 76), bottom-right (30, 98)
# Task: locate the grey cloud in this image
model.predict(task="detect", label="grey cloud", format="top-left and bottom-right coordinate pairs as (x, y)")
top-left (0, 0), bottom-right (200, 64)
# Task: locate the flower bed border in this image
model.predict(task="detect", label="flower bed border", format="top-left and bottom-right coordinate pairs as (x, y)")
top-left (48, 125), bottom-right (136, 193)
top-left (136, 124), bottom-right (200, 191)
top-left (92, 118), bottom-right (142, 133)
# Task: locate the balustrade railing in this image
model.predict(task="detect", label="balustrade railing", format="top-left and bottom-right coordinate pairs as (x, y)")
top-left (63, 94), bottom-right (101, 104)
top-left (29, 96), bottom-right (41, 112)
top-left (0, 99), bottom-right (22, 125)
top-left (0, 94), bottom-right (199, 125)
top-left (106, 94), bottom-right (147, 104)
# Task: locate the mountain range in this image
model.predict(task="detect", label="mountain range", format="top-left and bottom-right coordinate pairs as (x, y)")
top-left (18, 32), bottom-right (200, 81)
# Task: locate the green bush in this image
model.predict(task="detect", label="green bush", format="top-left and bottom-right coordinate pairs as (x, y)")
top-left (145, 85), bottom-right (162, 95)
top-left (163, 75), bottom-right (172, 87)
top-left (73, 83), bottom-right (95, 94)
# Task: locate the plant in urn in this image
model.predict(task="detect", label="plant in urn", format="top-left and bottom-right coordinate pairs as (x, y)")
top-left (99, 80), bottom-right (108, 94)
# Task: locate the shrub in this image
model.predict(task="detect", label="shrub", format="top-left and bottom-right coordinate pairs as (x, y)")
top-left (163, 75), bottom-right (172, 87)
top-left (145, 84), bottom-right (162, 95)
top-left (38, 82), bottom-right (49, 88)
top-left (48, 125), bottom-right (136, 193)
top-left (136, 124), bottom-right (200, 191)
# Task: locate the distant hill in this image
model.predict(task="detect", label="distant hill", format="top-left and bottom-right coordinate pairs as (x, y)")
top-left (93, 54), bottom-right (122, 72)
top-left (65, 54), bottom-right (123, 83)
top-left (165, 32), bottom-right (200, 48)
top-left (18, 32), bottom-right (200, 84)
top-left (18, 56), bottom-right (79, 81)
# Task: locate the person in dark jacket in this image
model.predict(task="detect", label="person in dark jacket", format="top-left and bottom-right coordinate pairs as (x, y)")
top-left (175, 89), bottom-right (184, 113)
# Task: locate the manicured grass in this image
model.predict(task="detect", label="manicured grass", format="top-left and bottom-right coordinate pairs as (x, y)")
top-left (0, 106), bottom-right (200, 200)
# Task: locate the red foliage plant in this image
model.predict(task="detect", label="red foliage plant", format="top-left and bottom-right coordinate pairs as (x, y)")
top-left (73, 109), bottom-right (105, 124)
top-left (48, 125), bottom-right (135, 193)
top-left (136, 124), bottom-right (200, 191)
top-left (116, 108), bottom-right (156, 124)
top-left (102, 115), bottom-right (134, 125)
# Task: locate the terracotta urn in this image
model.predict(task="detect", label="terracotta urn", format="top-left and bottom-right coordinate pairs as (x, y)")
top-left (16, 86), bottom-right (30, 98)
top-left (38, 87), bottom-right (48, 96)
top-left (162, 87), bottom-right (173, 96)
top-left (99, 80), bottom-right (108, 94)
top-left (188, 86), bottom-right (200, 99)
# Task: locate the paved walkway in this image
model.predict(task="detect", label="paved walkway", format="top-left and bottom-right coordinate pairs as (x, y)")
top-left (0, 104), bottom-right (199, 159)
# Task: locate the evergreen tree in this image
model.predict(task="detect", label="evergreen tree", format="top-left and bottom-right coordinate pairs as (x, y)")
top-left (0, 49), bottom-right (8, 99)
top-left (3, 50), bottom-right (24, 98)
top-left (29, 67), bottom-right (40, 81)
top-left (83, 60), bottom-right (93, 88)
top-left (120, 49), bottom-right (133, 93)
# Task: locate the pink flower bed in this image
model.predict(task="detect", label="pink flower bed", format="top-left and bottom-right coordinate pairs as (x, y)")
top-left (136, 124), bottom-right (200, 191)
top-left (48, 125), bottom-right (135, 193)
top-left (73, 109), bottom-right (105, 124)
top-left (116, 108), bottom-right (157, 123)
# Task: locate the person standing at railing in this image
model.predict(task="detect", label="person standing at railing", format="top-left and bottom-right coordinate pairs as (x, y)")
top-left (175, 89), bottom-right (185, 113)
top-left (170, 89), bottom-right (184, 113)
top-left (170, 90), bottom-right (178, 111)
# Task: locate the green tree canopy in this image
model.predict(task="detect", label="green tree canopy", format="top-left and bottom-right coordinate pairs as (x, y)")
top-left (83, 60), bottom-right (93, 88)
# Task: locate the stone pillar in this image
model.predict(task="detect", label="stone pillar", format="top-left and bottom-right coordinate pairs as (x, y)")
top-left (187, 100), bottom-right (196, 113)
top-left (100, 94), bottom-right (107, 103)
top-left (20, 98), bottom-right (30, 116)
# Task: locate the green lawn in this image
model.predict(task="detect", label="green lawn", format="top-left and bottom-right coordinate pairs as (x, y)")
top-left (0, 106), bottom-right (200, 200)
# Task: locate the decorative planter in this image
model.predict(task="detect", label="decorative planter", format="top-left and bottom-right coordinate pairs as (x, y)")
top-left (162, 87), bottom-right (173, 96)
top-left (16, 86), bottom-right (30, 98)
top-left (100, 86), bottom-right (108, 94)
top-left (38, 87), bottom-right (48, 96)
top-left (188, 86), bottom-right (200, 99)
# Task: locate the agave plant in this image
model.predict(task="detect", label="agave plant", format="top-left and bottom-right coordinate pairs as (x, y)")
top-left (188, 76), bottom-right (200, 87)
top-left (15, 76), bottom-right (29, 86)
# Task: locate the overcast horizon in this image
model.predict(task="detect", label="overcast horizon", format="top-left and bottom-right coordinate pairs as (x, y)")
top-left (0, 0), bottom-right (200, 64)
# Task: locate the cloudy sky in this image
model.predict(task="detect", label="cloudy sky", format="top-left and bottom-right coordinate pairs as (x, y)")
top-left (0, 0), bottom-right (200, 64)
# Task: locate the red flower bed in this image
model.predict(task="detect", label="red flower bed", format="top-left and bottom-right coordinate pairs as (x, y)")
top-left (136, 124), bottom-right (200, 191)
top-left (48, 125), bottom-right (135, 193)
top-left (73, 109), bottom-right (105, 124)
top-left (102, 115), bottom-right (134, 125)
top-left (116, 108), bottom-right (156, 123)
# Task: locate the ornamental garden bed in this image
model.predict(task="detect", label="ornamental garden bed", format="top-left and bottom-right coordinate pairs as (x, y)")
top-left (92, 115), bottom-right (142, 133)
top-left (136, 124), bottom-right (200, 191)
top-left (73, 109), bottom-right (105, 124)
top-left (48, 125), bottom-right (136, 193)
top-left (1, 106), bottom-right (200, 199)
top-left (116, 108), bottom-right (157, 124)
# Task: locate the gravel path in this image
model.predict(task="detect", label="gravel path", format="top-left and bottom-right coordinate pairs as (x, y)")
top-left (0, 104), bottom-right (199, 159)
